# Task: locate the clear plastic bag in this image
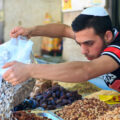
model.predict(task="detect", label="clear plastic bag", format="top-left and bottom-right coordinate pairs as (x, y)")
top-left (0, 36), bottom-right (33, 85)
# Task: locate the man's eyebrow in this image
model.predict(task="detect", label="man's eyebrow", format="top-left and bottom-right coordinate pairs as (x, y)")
top-left (83, 40), bottom-right (93, 44)
top-left (74, 40), bottom-right (93, 45)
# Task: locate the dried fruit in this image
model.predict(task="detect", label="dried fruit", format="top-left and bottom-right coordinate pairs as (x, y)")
top-left (14, 85), bottom-right (82, 111)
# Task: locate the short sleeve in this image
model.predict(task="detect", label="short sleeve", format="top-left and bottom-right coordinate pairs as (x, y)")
top-left (101, 45), bottom-right (120, 65)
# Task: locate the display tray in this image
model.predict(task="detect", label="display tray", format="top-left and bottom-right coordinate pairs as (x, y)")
top-left (37, 112), bottom-right (63, 120)
top-left (29, 107), bottom-right (63, 120)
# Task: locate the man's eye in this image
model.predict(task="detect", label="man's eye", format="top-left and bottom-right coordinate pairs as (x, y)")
top-left (86, 42), bottom-right (93, 46)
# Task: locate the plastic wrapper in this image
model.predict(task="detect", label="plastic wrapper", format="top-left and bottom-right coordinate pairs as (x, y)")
top-left (0, 36), bottom-right (33, 76)
top-left (99, 94), bottom-right (120, 104)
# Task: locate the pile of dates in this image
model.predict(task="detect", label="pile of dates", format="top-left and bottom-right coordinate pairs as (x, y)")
top-left (14, 85), bottom-right (82, 110)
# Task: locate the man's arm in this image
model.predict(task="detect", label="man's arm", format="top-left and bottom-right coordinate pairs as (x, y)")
top-left (29, 55), bottom-right (119, 83)
top-left (10, 23), bottom-right (75, 39)
top-left (30, 24), bottom-right (75, 38)
top-left (2, 55), bottom-right (119, 85)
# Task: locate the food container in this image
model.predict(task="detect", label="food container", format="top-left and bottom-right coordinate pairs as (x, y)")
top-left (99, 94), bottom-right (120, 104)
top-left (38, 112), bottom-right (63, 120)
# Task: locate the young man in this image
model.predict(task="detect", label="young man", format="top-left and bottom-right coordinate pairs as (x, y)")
top-left (2, 6), bottom-right (120, 92)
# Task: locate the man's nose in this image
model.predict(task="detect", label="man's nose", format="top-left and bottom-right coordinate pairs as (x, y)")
top-left (81, 45), bottom-right (88, 55)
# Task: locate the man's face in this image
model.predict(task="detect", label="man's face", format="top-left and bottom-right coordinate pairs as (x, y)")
top-left (75, 28), bottom-right (106, 60)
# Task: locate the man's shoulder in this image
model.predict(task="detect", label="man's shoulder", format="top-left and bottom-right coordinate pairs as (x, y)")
top-left (101, 32), bottom-right (120, 66)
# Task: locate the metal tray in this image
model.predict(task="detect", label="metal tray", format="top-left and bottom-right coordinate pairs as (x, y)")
top-left (37, 112), bottom-right (63, 120)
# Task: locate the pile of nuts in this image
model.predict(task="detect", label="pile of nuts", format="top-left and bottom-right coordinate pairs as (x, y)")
top-left (55, 98), bottom-right (110, 120)
top-left (14, 85), bottom-right (82, 110)
top-left (110, 104), bottom-right (120, 110)
top-left (97, 107), bottom-right (120, 120)
top-left (0, 79), bottom-right (35, 119)
top-left (11, 111), bottom-right (52, 120)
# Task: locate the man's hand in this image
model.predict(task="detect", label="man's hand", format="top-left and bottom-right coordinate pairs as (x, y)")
top-left (10, 26), bottom-right (32, 38)
top-left (2, 61), bottom-right (31, 86)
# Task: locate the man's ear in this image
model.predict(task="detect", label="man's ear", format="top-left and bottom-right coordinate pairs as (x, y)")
top-left (104, 31), bottom-right (113, 44)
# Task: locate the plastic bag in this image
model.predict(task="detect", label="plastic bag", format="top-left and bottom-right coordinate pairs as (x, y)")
top-left (0, 36), bottom-right (33, 86)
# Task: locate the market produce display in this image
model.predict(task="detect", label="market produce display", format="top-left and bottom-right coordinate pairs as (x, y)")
top-left (85, 90), bottom-right (120, 99)
top-left (12, 111), bottom-right (52, 120)
top-left (14, 85), bottom-right (82, 111)
top-left (30, 79), bottom-right (58, 98)
top-left (59, 81), bottom-right (101, 95)
top-left (55, 98), bottom-right (110, 120)
top-left (0, 79), bottom-right (35, 119)
top-left (97, 107), bottom-right (120, 120)
top-left (0, 111), bottom-right (52, 120)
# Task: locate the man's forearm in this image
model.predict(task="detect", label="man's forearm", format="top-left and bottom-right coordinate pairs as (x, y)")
top-left (27, 56), bottom-right (119, 83)
top-left (29, 23), bottom-right (74, 39)
top-left (28, 62), bottom-right (89, 83)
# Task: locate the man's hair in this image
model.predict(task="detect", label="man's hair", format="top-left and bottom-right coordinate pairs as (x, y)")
top-left (71, 14), bottom-right (113, 38)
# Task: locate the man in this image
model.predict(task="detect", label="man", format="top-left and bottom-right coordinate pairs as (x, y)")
top-left (2, 6), bottom-right (120, 92)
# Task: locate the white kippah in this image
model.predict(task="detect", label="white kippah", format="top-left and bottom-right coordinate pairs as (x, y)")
top-left (81, 6), bottom-right (108, 16)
